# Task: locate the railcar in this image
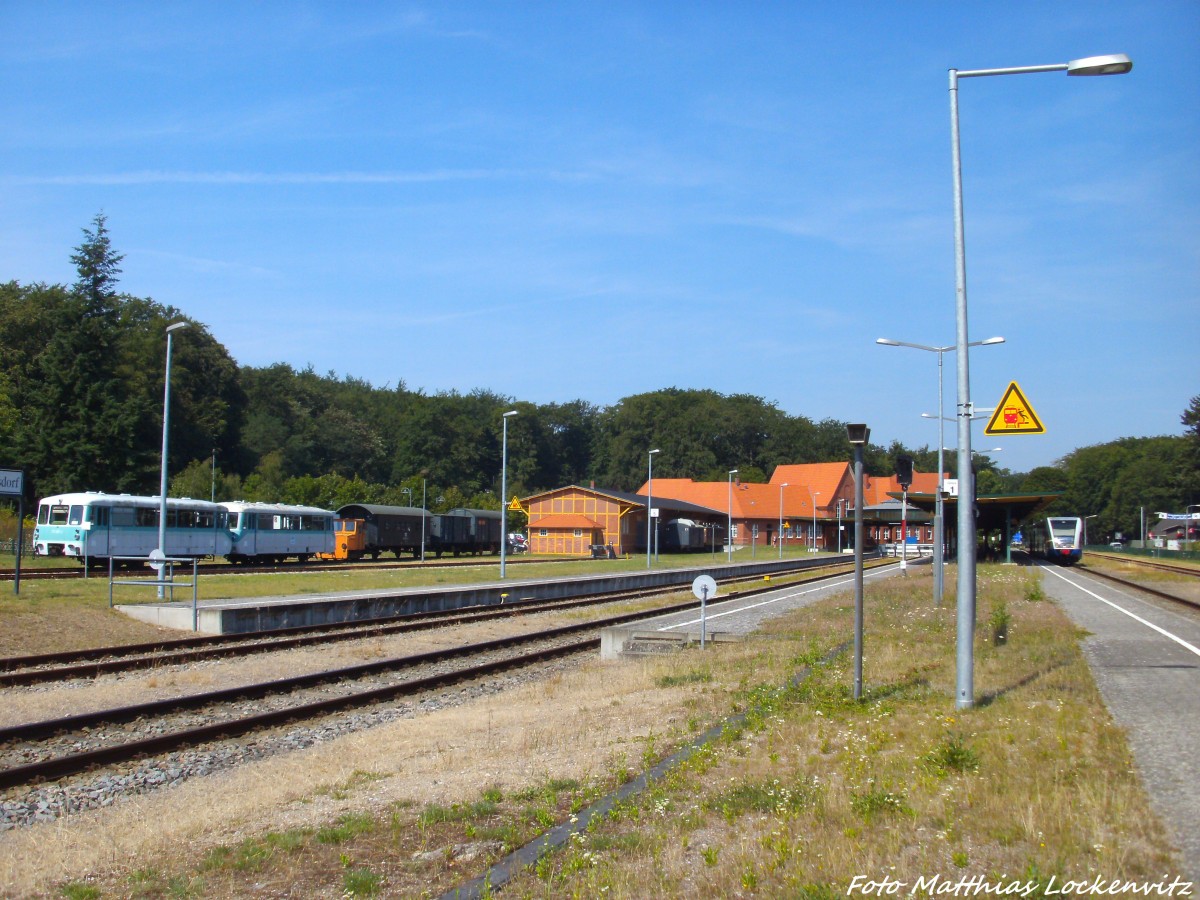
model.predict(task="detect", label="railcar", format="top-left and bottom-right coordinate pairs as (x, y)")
top-left (659, 518), bottom-right (709, 552)
top-left (334, 504), bottom-right (429, 559)
top-left (318, 518), bottom-right (369, 561)
top-left (221, 501), bottom-right (336, 564)
top-left (431, 508), bottom-right (503, 557)
top-left (32, 492), bottom-right (232, 567)
top-left (1026, 516), bottom-right (1084, 565)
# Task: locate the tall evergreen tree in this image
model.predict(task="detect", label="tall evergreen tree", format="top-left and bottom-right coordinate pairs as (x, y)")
top-left (21, 214), bottom-right (151, 494)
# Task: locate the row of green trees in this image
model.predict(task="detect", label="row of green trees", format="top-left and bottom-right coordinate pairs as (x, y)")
top-left (2, 216), bottom-right (1196, 544)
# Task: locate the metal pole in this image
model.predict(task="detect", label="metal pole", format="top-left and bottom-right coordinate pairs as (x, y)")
top-left (949, 68), bottom-right (976, 709)
top-left (727, 469), bottom-right (737, 562)
top-left (210, 449), bottom-right (217, 503)
top-left (810, 491), bottom-right (820, 552)
top-left (421, 479), bottom-right (426, 562)
top-left (14, 494), bottom-right (23, 596)
top-left (853, 442), bottom-right (865, 700)
top-left (947, 52), bottom-right (1133, 708)
top-left (901, 488), bottom-right (908, 574)
top-left (500, 410), bottom-right (517, 578)
top-left (647, 449), bottom-right (659, 568)
top-left (778, 482), bottom-right (787, 559)
top-left (158, 322), bottom-right (187, 600)
top-left (934, 352), bottom-right (945, 606)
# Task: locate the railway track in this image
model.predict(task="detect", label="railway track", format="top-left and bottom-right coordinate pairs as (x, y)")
top-left (1076, 560), bottom-right (1200, 612)
top-left (0, 557), bottom-right (884, 687)
top-left (0, 552), bottom-right (563, 581)
top-left (0, 560), bottom-right (892, 798)
top-left (1084, 551), bottom-right (1200, 578)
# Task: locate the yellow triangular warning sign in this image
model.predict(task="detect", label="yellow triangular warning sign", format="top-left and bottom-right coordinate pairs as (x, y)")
top-left (508, 496), bottom-right (525, 512)
top-left (984, 381), bottom-right (1045, 435)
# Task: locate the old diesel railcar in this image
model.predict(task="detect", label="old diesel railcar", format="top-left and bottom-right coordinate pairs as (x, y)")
top-left (32, 492), bottom-right (232, 566)
top-left (335, 504), bottom-right (430, 559)
top-left (221, 501), bottom-right (336, 564)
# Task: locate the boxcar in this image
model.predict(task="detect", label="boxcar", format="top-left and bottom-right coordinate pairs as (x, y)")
top-left (32, 492), bottom-right (232, 567)
top-left (221, 501), bottom-right (336, 564)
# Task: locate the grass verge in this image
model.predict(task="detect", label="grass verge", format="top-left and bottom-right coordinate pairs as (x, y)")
top-left (38, 563), bottom-right (1185, 898)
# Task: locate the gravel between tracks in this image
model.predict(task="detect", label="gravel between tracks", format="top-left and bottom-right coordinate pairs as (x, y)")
top-left (0, 628), bottom-right (726, 898)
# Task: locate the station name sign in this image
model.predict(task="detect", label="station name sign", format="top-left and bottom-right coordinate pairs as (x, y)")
top-left (0, 469), bottom-right (23, 497)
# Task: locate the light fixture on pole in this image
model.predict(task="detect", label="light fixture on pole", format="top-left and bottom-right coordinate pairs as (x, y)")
top-left (810, 491), bottom-right (821, 552)
top-left (1084, 514), bottom-right (1098, 547)
top-left (647, 449), bottom-right (660, 569)
top-left (847, 424), bottom-right (870, 701)
top-left (778, 483), bottom-right (788, 559)
top-left (948, 53), bottom-right (1131, 709)
top-left (157, 321), bottom-right (188, 599)
top-left (877, 336), bottom-right (1004, 605)
top-left (727, 469), bottom-right (738, 562)
top-left (499, 410), bottom-right (518, 579)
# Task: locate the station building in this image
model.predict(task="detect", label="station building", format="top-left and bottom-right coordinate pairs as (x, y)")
top-left (519, 462), bottom-right (950, 557)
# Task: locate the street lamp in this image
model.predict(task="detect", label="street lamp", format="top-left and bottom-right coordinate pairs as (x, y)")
top-left (727, 469), bottom-right (738, 562)
top-left (499, 410), bottom-right (518, 579)
top-left (401, 487), bottom-right (413, 508)
top-left (810, 491), bottom-right (821, 551)
top-left (847, 424), bottom-right (870, 701)
top-left (948, 53), bottom-right (1131, 710)
top-left (778, 483), bottom-right (788, 559)
top-left (1084, 514), bottom-right (1098, 547)
top-left (877, 336), bottom-right (1004, 606)
top-left (647, 449), bottom-right (660, 568)
top-left (157, 321), bottom-right (188, 599)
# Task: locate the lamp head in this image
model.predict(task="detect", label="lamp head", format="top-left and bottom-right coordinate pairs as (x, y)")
top-left (649, 448), bottom-right (660, 455)
top-left (875, 338), bottom-right (899, 346)
top-left (980, 336), bottom-right (1005, 345)
top-left (846, 424), bottom-right (870, 445)
top-left (1067, 53), bottom-right (1132, 76)
top-left (166, 321), bottom-right (188, 335)
top-left (503, 410), bottom-right (519, 418)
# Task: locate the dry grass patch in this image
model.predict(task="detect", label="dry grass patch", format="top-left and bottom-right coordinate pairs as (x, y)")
top-left (497, 566), bottom-right (1181, 897)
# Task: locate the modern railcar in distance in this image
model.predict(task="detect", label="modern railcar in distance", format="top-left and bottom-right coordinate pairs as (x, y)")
top-left (32, 492), bottom-right (232, 566)
top-left (221, 501), bottom-right (336, 564)
top-left (1026, 516), bottom-right (1084, 565)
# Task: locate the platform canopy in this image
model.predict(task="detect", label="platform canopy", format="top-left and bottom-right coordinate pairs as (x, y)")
top-left (895, 492), bottom-right (1062, 533)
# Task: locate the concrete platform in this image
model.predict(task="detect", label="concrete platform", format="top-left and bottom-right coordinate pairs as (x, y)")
top-left (116, 556), bottom-right (837, 635)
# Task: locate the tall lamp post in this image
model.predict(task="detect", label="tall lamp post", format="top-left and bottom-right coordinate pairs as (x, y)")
top-left (876, 336), bottom-right (1004, 605)
top-left (157, 321), bottom-right (188, 599)
top-left (847, 424), bottom-right (869, 701)
top-left (1084, 514), bottom-right (1098, 548)
top-left (727, 469), bottom-right (738, 563)
top-left (778, 482), bottom-right (788, 559)
top-left (646, 448), bottom-right (660, 568)
top-left (810, 491), bottom-right (821, 552)
top-left (948, 52), bottom-right (1131, 709)
top-left (499, 410), bottom-right (518, 579)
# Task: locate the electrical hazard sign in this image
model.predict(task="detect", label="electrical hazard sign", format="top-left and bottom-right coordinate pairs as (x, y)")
top-left (984, 381), bottom-right (1045, 435)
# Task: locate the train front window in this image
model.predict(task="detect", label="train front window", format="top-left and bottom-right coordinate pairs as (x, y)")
top-left (44, 504), bottom-right (70, 525)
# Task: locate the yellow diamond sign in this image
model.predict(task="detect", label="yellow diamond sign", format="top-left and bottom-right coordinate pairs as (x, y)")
top-left (984, 381), bottom-right (1045, 435)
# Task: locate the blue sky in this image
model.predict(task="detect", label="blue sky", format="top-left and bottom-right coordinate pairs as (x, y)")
top-left (2, 2), bottom-right (1196, 475)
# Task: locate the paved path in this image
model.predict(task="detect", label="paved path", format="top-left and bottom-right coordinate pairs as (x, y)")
top-left (1040, 563), bottom-right (1200, 880)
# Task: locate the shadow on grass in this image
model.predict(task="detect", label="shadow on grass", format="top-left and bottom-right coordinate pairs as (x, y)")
top-left (976, 657), bottom-right (1073, 708)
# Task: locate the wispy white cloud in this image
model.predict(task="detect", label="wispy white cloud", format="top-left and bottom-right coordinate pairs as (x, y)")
top-left (4, 169), bottom-right (527, 186)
